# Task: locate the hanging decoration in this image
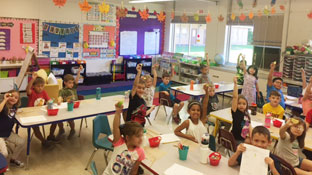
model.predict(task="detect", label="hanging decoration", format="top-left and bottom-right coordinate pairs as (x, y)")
top-left (239, 13), bottom-right (246, 21)
top-left (252, 0), bottom-right (257, 8)
top-left (308, 11), bottom-right (312, 19)
top-left (98, 1), bottom-right (110, 14)
top-left (154, 10), bottom-right (157, 15)
top-left (205, 13), bottom-right (212, 23)
top-left (194, 13), bottom-right (199, 22)
top-left (199, 10), bottom-right (204, 14)
top-left (271, 0), bottom-right (276, 6)
top-left (218, 15), bottom-right (224, 22)
top-left (79, 0), bottom-right (92, 12)
top-left (249, 11), bottom-right (254, 19)
top-left (43, 23), bottom-right (79, 35)
top-left (139, 9), bottom-right (149, 21)
top-left (132, 6), bottom-right (135, 11)
top-left (181, 13), bottom-right (189, 23)
top-left (280, 5), bottom-right (285, 11)
top-left (116, 7), bottom-right (128, 19)
top-left (109, 40), bottom-right (115, 47)
top-left (231, 13), bottom-right (236, 21)
top-left (53, 0), bottom-right (67, 7)
top-left (237, 0), bottom-right (243, 9)
top-left (171, 10), bottom-right (175, 20)
top-left (271, 7), bottom-right (276, 14)
top-left (146, 8), bottom-right (149, 13)
top-left (257, 10), bottom-right (262, 17)
top-left (264, 6), bottom-right (270, 16)
top-left (157, 11), bottom-right (166, 22)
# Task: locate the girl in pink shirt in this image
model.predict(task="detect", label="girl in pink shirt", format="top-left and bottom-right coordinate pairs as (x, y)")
top-left (302, 77), bottom-right (312, 118)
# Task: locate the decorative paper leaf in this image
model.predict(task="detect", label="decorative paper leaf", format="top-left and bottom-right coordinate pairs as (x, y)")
top-left (237, 0), bottom-right (243, 9)
top-left (271, 0), bottom-right (276, 6)
top-left (109, 40), bottom-right (115, 47)
top-left (79, 0), bottom-right (92, 12)
top-left (252, 0), bottom-right (257, 8)
top-left (231, 13), bottom-right (236, 21)
top-left (181, 13), bottom-right (189, 23)
top-left (154, 10), bottom-right (157, 15)
top-left (239, 13), bottom-right (246, 21)
top-left (53, 0), bottom-right (67, 7)
top-left (146, 8), bottom-right (149, 13)
top-left (157, 11), bottom-right (166, 22)
top-left (218, 15), bottom-right (224, 22)
top-left (199, 10), bottom-right (204, 14)
top-left (264, 6), bottom-right (270, 16)
top-left (308, 11), bottom-right (312, 19)
top-left (98, 2), bottom-right (110, 14)
top-left (116, 7), bottom-right (128, 18)
top-left (139, 9), bottom-right (149, 21)
top-left (257, 10), bottom-right (262, 17)
top-left (171, 10), bottom-right (175, 20)
top-left (280, 5), bottom-right (285, 11)
top-left (249, 12), bottom-right (254, 19)
top-left (132, 6), bottom-right (135, 11)
top-left (271, 7), bottom-right (276, 14)
top-left (205, 13), bottom-right (212, 23)
top-left (194, 13), bottom-right (199, 22)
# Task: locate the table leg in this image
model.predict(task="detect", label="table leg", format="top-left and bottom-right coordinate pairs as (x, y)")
top-left (213, 118), bottom-right (220, 137)
top-left (222, 92), bottom-right (225, 107)
top-left (25, 127), bottom-right (31, 170)
top-left (15, 124), bottom-right (19, 134)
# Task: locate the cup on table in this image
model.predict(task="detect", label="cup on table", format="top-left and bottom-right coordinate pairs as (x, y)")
top-left (214, 84), bottom-right (219, 89)
top-left (178, 146), bottom-right (189, 161)
top-left (67, 102), bottom-right (74, 111)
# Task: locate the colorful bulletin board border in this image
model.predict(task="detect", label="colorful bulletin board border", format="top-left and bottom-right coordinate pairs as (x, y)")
top-left (41, 22), bottom-right (80, 58)
top-left (82, 24), bottom-right (116, 59)
top-left (0, 17), bottom-right (38, 59)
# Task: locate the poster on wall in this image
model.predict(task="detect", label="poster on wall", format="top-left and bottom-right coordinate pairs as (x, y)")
top-left (87, 3), bottom-right (101, 21)
top-left (59, 42), bottom-right (67, 52)
top-left (20, 23), bottom-right (35, 44)
top-left (42, 41), bottom-right (50, 51)
top-left (0, 29), bottom-right (10, 50)
top-left (120, 31), bottom-right (137, 56)
top-left (144, 31), bottom-right (160, 55)
top-left (50, 47), bottom-right (58, 58)
top-left (88, 31), bottom-right (109, 48)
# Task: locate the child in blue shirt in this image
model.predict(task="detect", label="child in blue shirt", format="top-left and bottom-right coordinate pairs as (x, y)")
top-left (267, 62), bottom-right (285, 108)
top-left (159, 65), bottom-right (184, 124)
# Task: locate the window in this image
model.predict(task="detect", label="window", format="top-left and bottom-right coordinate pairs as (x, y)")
top-left (170, 23), bottom-right (206, 57)
top-left (224, 25), bottom-right (254, 65)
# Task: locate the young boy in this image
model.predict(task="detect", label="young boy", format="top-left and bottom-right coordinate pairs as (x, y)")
top-left (267, 62), bottom-right (285, 108)
top-left (228, 126), bottom-right (281, 175)
top-left (263, 90), bottom-right (285, 119)
top-left (51, 65), bottom-right (83, 140)
top-left (26, 72), bottom-right (54, 147)
top-left (236, 53), bottom-right (246, 86)
top-left (126, 64), bottom-right (155, 126)
top-left (159, 65), bottom-right (184, 124)
top-left (198, 53), bottom-right (212, 84)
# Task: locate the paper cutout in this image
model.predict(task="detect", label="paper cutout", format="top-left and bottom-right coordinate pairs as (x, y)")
top-left (249, 12), bottom-right (254, 19)
top-left (139, 9), bottom-right (149, 21)
top-left (218, 15), bottom-right (224, 22)
top-left (132, 6), bottom-right (135, 11)
top-left (79, 0), bottom-right (92, 13)
top-left (165, 164), bottom-right (203, 175)
top-left (193, 13), bottom-right (199, 22)
top-left (181, 13), bottom-right (189, 23)
top-left (239, 13), bottom-right (246, 21)
top-left (280, 5), bottom-right (285, 11)
top-left (308, 11), bottom-right (312, 19)
top-left (153, 10), bottom-right (157, 15)
top-left (237, 0), bottom-right (243, 9)
top-left (271, 7), bottom-right (276, 14)
top-left (171, 10), bottom-right (175, 20)
top-left (157, 11), bottom-right (166, 22)
top-left (116, 7), bottom-right (128, 19)
top-left (205, 13), bottom-right (212, 23)
top-left (109, 40), bottom-right (115, 47)
top-left (264, 6), bottom-right (270, 16)
top-left (257, 10), bottom-right (262, 17)
top-left (53, 0), bottom-right (67, 7)
top-left (98, 2), bottom-right (110, 14)
top-left (252, 0), bottom-right (257, 8)
top-left (231, 13), bottom-right (236, 21)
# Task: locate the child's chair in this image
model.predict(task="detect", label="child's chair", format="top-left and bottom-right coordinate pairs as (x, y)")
top-left (154, 92), bottom-right (173, 121)
top-left (270, 154), bottom-right (296, 175)
top-left (85, 115), bottom-right (113, 170)
top-left (77, 95), bottom-right (88, 137)
top-left (90, 161), bottom-right (98, 175)
top-left (216, 129), bottom-right (237, 157)
top-left (0, 153), bottom-right (7, 175)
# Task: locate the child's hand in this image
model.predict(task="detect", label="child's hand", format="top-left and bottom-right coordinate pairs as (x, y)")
top-left (233, 76), bottom-right (238, 84)
top-left (136, 64), bottom-right (142, 72)
top-left (115, 102), bottom-right (124, 113)
top-left (150, 105), bottom-right (156, 111)
top-left (32, 72), bottom-right (38, 80)
top-left (309, 76), bottom-right (312, 83)
top-left (285, 119), bottom-right (294, 127)
top-left (301, 68), bottom-right (305, 74)
top-left (205, 53), bottom-right (209, 59)
top-left (257, 92), bottom-right (261, 98)
top-left (237, 143), bottom-right (246, 153)
top-left (270, 62), bottom-right (276, 69)
top-left (264, 157), bottom-right (274, 166)
top-left (189, 136), bottom-right (198, 143)
top-left (78, 65), bottom-right (83, 72)
top-left (152, 64), bottom-right (159, 70)
top-left (162, 91), bottom-right (170, 96)
top-left (203, 84), bottom-right (209, 93)
top-left (3, 93), bottom-right (11, 101)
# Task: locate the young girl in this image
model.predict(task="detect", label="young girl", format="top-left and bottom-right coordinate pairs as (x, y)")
top-left (0, 90), bottom-right (25, 167)
top-left (232, 77), bottom-right (251, 144)
top-left (236, 53), bottom-right (246, 85)
top-left (103, 102), bottom-right (145, 175)
top-left (302, 77), bottom-right (312, 121)
top-left (241, 55), bottom-right (260, 105)
top-left (142, 64), bottom-right (158, 116)
top-left (174, 85), bottom-right (209, 143)
top-left (275, 117), bottom-right (312, 175)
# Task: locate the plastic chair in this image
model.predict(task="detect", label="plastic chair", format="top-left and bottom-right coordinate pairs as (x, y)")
top-left (78, 95), bottom-right (88, 137)
top-left (216, 129), bottom-right (237, 157)
top-left (0, 153), bottom-right (7, 175)
top-left (90, 161), bottom-right (98, 175)
top-left (154, 92), bottom-right (173, 121)
top-left (85, 115), bottom-right (113, 170)
top-left (270, 154), bottom-right (297, 175)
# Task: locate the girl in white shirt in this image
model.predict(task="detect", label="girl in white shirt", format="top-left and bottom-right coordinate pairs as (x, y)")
top-left (142, 64), bottom-right (158, 114)
top-left (174, 85), bottom-right (209, 143)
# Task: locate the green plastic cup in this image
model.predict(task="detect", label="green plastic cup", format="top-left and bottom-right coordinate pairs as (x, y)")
top-left (178, 147), bottom-right (189, 161)
top-left (67, 102), bottom-right (74, 111)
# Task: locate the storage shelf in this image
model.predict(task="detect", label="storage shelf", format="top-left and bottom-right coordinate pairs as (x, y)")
top-left (181, 72), bottom-right (199, 77)
top-left (180, 62), bottom-right (200, 67)
top-left (0, 63), bottom-right (23, 69)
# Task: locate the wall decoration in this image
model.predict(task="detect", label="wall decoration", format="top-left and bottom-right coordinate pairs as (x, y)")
top-left (280, 5), bottom-right (285, 11)
top-left (41, 22), bottom-right (79, 58)
top-left (205, 13), bottom-right (212, 23)
top-left (157, 11), bottom-right (166, 23)
top-left (264, 6), bottom-right (270, 16)
top-left (139, 9), bottom-right (149, 21)
top-left (271, 7), bottom-right (276, 14)
top-left (218, 15), bottom-right (224, 22)
top-left (257, 10), bottom-right (262, 17)
top-left (120, 31), bottom-right (137, 55)
top-left (42, 41), bottom-right (51, 51)
top-left (79, 0), bottom-right (92, 13)
top-left (100, 4), bottom-right (116, 24)
top-left (237, 0), bottom-right (243, 9)
top-left (132, 6), bottom-right (136, 11)
top-left (153, 10), bottom-right (157, 15)
top-left (308, 11), bottom-right (312, 19)
top-left (87, 3), bottom-right (100, 21)
top-left (98, 1), bottom-right (110, 14)
top-left (53, 0), bottom-right (67, 7)
top-left (181, 13), bottom-right (189, 23)
top-left (239, 13), bottom-right (246, 21)
top-left (253, 0), bottom-right (257, 8)
top-left (0, 29), bottom-right (10, 50)
top-left (231, 13), bottom-right (236, 21)
top-left (144, 31), bottom-right (159, 55)
top-left (193, 13), bottom-right (199, 22)
top-left (0, 17), bottom-right (38, 58)
top-left (116, 7), bottom-right (128, 19)
top-left (171, 10), bottom-right (175, 20)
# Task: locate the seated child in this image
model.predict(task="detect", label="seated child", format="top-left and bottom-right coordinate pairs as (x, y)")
top-left (231, 77), bottom-right (251, 144)
top-left (159, 65), bottom-right (184, 124)
top-left (126, 64), bottom-right (154, 126)
top-left (262, 90), bottom-right (285, 119)
top-left (142, 64), bottom-right (158, 116)
top-left (198, 53), bottom-right (212, 84)
top-left (274, 117), bottom-right (312, 175)
top-left (26, 72), bottom-right (55, 147)
top-left (0, 90), bottom-right (25, 167)
top-left (303, 77), bottom-right (312, 121)
top-left (174, 85), bottom-right (209, 142)
top-left (236, 53), bottom-right (246, 85)
top-left (228, 126), bottom-right (281, 175)
top-left (267, 62), bottom-right (285, 108)
top-left (103, 103), bottom-right (145, 175)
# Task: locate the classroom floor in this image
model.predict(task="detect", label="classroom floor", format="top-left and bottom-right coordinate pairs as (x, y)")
top-left (7, 93), bottom-right (233, 175)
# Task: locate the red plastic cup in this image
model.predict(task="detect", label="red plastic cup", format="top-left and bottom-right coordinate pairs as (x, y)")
top-left (273, 120), bottom-right (282, 128)
top-left (148, 136), bottom-right (161, 147)
top-left (74, 101), bottom-right (80, 108)
top-left (214, 84), bottom-right (219, 89)
top-left (47, 109), bottom-right (59, 116)
top-left (209, 152), bottom-right (221, 166)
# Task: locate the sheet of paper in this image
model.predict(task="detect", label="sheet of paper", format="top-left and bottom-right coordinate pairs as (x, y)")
top-left (20, 115), bottom-right (47, 124)
top-left (285, 95), bottom-right (297, 100)
top-left (164, 163), bottom-right (203, 175)
top-left (55, 103), bottom-right (67, 109)
top-left (240, 144), bottom-right (269, 175)
top-left (251, 121), bottom-right (263, 128)
top-left (144, 31), bottom-right (159, 55)
top-left (160, 133), bottom-right (180, 144)
top-left (120, 31), bottom-right (137, 55)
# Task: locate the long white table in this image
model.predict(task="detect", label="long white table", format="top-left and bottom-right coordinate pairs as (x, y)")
top-left (15, 95), bottom-right (128, 169)
top-left (285, 95), bottom-right (302, 109)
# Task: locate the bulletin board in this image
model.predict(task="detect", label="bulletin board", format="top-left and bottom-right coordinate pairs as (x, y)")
top-left (0, 17), bottom-right (38, 59)
top-left (118, 11), bottom-right (164, 56)
top-left (41, 22), bottom-right (80, 58)
top-left (82, 24), bottom-right (116, 59)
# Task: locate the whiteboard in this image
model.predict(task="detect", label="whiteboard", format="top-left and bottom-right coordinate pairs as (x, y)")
top-left (120, 31), bottom-right (137, 55)
top-left (144, 31), bottom-right (160, 55)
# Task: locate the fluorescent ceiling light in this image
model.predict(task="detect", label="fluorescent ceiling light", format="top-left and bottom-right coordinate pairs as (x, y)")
top-left (129, 0), bottom-right (174, 3)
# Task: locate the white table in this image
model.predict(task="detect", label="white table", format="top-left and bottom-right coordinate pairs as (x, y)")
top-left (285, 95), bottom-right (302, 109)
top-left (15, 95), bottom-right (128, 169)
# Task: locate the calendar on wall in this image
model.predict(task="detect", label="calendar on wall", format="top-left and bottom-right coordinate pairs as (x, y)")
top-left (87, 3), bottom-right (100, 21)
top-left (85, 3), bottom-right (116, 26)
top-left (88, 31), bottom-right (109, 48)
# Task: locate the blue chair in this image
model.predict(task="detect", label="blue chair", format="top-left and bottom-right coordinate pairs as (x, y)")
top-left (85, 115), bottom-right (113, 170)
top-left (90, 161), bottom-right (98, 175)
top-left (0, 153), bottom-right (7, 175)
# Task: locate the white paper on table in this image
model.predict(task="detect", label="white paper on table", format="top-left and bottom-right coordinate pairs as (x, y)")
top-left (240, 144), bottom-right (269, 175)
top-left (20, 115), bottom-right (47, 124)
top-left (164, 163), bottom-right (203, 175)
top-left (55, 103), bottom-right (67, 109)
top-left (251, 121), bottom-right (263, 128)
top-left (160, 133), bottom-right (180, 144)
top-left (285, 95), bottom-right (297, 101)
